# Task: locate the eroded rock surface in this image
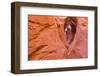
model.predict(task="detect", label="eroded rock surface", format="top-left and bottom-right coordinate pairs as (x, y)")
top-left (28, 15), bottom-right (88, 60)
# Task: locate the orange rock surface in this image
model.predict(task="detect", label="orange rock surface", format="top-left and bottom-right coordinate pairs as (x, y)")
top-left (28, 15), bottom-right (88, 60)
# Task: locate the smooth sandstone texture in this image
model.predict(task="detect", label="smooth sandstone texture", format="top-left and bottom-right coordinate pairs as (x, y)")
top-left (28, 15), bottom-right (88, 60)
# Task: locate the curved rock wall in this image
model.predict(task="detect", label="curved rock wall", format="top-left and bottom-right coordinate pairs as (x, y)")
top-left (28, 15), bottom-right (88, 60)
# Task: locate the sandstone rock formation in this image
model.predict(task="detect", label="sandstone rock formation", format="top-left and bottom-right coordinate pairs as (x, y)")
top-left (28, 15), bottom-right (88, 60)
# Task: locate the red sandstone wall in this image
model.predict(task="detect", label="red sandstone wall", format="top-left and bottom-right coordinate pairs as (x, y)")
top-left (28, 15), bottom-right (88, 60)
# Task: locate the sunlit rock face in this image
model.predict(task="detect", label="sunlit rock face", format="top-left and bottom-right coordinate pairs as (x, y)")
top-left (28, 15), bottom-right (88, 60)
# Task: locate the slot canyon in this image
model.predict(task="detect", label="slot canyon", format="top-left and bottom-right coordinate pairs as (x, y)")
top-left (28, 15), bottom-right (88, 60)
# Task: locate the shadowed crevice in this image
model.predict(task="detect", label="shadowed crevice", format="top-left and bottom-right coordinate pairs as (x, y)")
top-left (64, 17), bottom-right (77, 45)
top-left (28, 45), bottom-right (47, 60)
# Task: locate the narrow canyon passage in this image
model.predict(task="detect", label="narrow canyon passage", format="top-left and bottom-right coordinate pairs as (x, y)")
top-left (28, 15), bottom-right (88, 60)
top-left (64, 17), bottom-right (77, 47)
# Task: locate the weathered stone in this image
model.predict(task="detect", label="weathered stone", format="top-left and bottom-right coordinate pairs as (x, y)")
top-left (28, 15), bottom-right (88, 60)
